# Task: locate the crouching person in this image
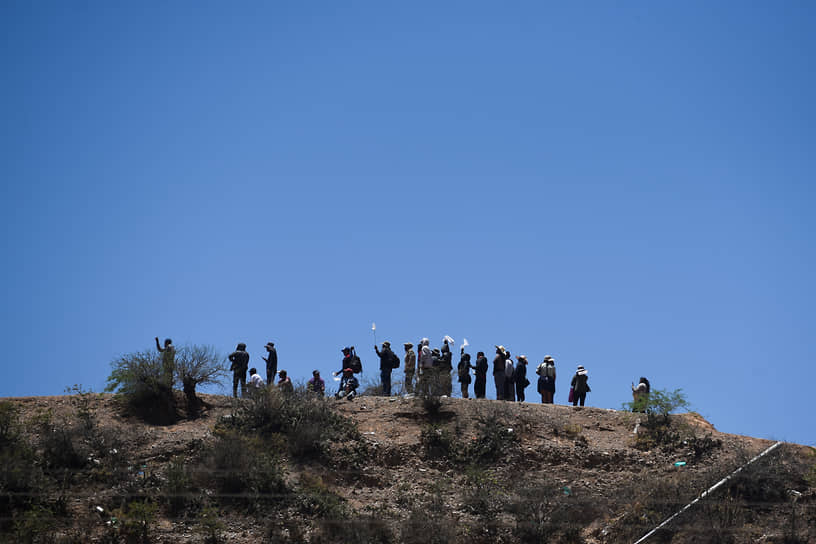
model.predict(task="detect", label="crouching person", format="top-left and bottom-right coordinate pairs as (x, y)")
top-left (247, 367), bottom-right (266, 396)
top-left (335, 368), bottom-right (359, 401)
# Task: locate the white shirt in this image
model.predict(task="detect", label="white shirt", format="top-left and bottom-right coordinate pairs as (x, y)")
top-left (249, 373), bottom-right (265, 390)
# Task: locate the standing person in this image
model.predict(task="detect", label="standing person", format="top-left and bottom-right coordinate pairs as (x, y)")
top-left (457, 348), bottom-right (472, 399)
top-left (418, 340), bottom-right (434, 396)
top-left (570, 365), bottom-right (591, 406)
top-left (631, 377), bottom-right (651, 412)
top-left (262, 342), bottom-right (278, 386)
top-left (248, 367), bottom-right (265, 394)
top-left (515, 355), bottom-right (529, 402)
top-left (374, 341), bottom-right (397, 396)
top-left (504, 351), bottom-right (515, 401)
top-left (155, 337), bottom-right (176, 387)
top-left (473, 351), bottom-right (488, 399)
top-left (440, 338), bottom-right (453, 396)
top-left (308, 370), bottom-right (325, 395)
top-left (493, 346), bottom-right (506, 400)
top-left (334, 347), bottom-right (361, 377)
top-left (277, 370), bottom-right (294, 393)
top-left (403, 343), bottom-right (416, 395)
top-left (228, 343), bottom-right (250, 398)
top-left (536, 356), bottom-right (556, 404)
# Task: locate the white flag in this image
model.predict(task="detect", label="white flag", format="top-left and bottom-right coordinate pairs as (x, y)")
top-left (372, 322), bottom-right (376, 331)
top-left (462, 338), bottom-right (470, 348)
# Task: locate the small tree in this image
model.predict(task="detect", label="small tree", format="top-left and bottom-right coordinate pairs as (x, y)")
top-left (174, 344), bottom-right (227, 417)
top-left (624, 388), bottom-right (691, 422)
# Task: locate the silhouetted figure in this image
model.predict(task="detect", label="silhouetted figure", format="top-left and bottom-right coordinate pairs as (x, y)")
top-left (458, 348), bottom-right (472, 398)
top-left (229, 343), bottom-right (250, 398)
top-left (473, 351), bottom-right (488, 399)
top-left (155, 337), bottom-right (175, 387)
top-left (515, 355), bottom-right (529, 402)
top-left (263, 342), bottom-right (278, 385)
top-left (571, 365), bottom-right (590, 406)
top-left (631, 377), bottom-right (651, 411)
top-left (493, 346), bottom-right (506, 400)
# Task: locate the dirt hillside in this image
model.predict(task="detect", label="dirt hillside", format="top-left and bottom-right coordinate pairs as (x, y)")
top-left (1, 392), bottom-right (813, 543)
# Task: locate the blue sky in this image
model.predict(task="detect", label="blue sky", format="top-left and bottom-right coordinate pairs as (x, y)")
top-left (1, 1), bottom-right (813, 447)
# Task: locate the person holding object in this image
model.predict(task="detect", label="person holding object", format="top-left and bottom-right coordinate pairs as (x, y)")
top-left (536, 355), bottom-right (556, 404)
top-left (262, 342), bottom-right (277, 385)
top-left (457, 347), bottom-right (472, 399)
top-left (374, 341), bottom-right (397, 396)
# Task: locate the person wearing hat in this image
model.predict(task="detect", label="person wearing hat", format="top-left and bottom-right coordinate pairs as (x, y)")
top-left (334, 346), bottom-right (361, 377)
top-left (570, 364), bottom-right (591, 406)
top-left (277, 369), bottom-right (294, 394)
top-left (504, 351), bottom-right (515, 401)
top-left (536, 356), bottom-right (556, 404)
top-left (335, 368), bottom-right (359, 400)
top-left (403, 343), bottom-right (416, 395)
top-left (493, 346), bottom-right (506, 400)
top-left (515, 355), bottom-right (530, 402)
top-left (262, 342), bottom-right (278, 385)
top-left (228, 342), bottom-right (250, 398)
top-left (307, 370), bottom-right (325, 396)
top-left (374, 341), bottom-right (397, 396)
top-left (417, 340), bottom-right (434, 397)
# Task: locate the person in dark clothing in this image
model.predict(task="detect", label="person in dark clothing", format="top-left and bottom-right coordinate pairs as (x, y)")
top-left (457, 348), bottom-right (472, 399)
top-left (228, 343), bottom-right (250, 398)
top-left (440, 338), bottom-right (453, 396)
top-left (262, 342), bottom-right (278, 385)
top-left (334, 347), bottom-right (361, 377)
top-left (155, 337), bottom-right (175, 387)
top-left (473, 351), bottom-right (488, 399)
top-left (374, 341), bottom-right (396, 396)
top-left (493, 346), bottom-right (506, 400)
top-left (335, 368), bottom-right (359, 400)
top-left (504, 351), bottom-right (515, 401)
top-left (631, 377), bottom-right (651, 412)
top-left (515, 355), bottom-right (529, 402)
top-left (570, 365), bottom-right (591, 406)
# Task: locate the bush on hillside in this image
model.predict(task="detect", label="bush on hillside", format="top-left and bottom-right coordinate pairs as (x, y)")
top-left (106, 349), bottom-right (177, 424)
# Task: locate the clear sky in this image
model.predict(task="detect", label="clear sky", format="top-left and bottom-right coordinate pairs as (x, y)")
top-left (1, 1), bottom-right (813, 447)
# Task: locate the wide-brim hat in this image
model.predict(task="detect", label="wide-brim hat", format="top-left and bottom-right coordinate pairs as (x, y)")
top-left (543, 355), bottom-right (554, 362)
top-left (404, 342), bottom-right (414, 348)
top-left (382, 341), bottom-right (391, 347)
top-left (577, 365), bottom-right (584, 370)
top-left (265, 342), bottom-right (275, 348)
top-left (495, 345), bottom-right (505, 353)
top-left (517, 355), bottom-right (528, 362)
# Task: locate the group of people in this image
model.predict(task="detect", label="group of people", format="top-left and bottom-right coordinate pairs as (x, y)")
top-left (156, 335), bottom-right (649, 408)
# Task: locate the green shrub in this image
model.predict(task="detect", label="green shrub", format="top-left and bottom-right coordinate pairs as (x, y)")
top-left (106, 349), bottom-right (177, 425)
top-left (465, 413), bottom-right (519, 463)
top-left (111, 499), bottom-right (158, 544)
top-left (420, 424), bottom-right (459, 460)
top-left (164, 457), bottom-right (192, 516)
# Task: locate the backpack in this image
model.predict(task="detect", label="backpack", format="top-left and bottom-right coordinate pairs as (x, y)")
top-left (537, 362), bottom-right (555, 378)
top-left (390, 351), bottom-right (400, 369)
top-left (350, 355), bottom-right (363, 374)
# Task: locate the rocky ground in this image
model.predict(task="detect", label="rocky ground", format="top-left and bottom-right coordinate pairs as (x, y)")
top-left (1, 391), bottom-right (814, 543)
